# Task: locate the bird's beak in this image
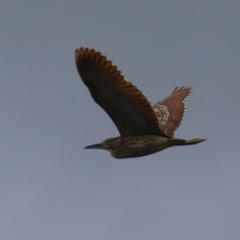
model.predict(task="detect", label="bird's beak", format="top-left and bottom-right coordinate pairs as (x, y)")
top-left (84, 143), bottom-right (105, 150)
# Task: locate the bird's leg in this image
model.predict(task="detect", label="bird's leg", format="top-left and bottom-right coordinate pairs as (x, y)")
top-left (167, 138), bottom-right (206, 147)
top-left (185, 138), bottom-right (207, 145)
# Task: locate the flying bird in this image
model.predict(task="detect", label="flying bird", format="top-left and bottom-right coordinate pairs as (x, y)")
top-left (75, 47), bottom-right (206, 158)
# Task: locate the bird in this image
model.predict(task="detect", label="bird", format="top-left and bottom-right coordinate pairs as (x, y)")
top-left (75, 47), bottom-right (206, 159)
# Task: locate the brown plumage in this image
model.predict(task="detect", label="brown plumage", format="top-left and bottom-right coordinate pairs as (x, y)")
top-left (75, 47), bottom-right (206, 158)
top-left (153, 87), bottom-right (191, 137)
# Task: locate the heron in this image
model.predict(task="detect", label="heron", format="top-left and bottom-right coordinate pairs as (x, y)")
top-left (75, 47), bottom-right (206, 158)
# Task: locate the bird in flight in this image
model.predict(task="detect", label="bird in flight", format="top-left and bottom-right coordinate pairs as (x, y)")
top-left (75, 47), bottom-right (206, 158)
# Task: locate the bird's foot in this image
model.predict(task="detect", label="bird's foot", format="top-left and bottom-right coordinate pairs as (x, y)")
top-left (186, 138), bottom-right (207, 144)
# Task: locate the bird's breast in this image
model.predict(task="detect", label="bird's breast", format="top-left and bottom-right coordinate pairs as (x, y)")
top-left (113, 135), bottom-right (169, 158)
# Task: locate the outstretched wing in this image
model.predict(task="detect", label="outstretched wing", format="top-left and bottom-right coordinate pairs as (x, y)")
top-left (152, 87), bottom-right (191, 137)
top-left (75, 47), bottom-right (168, 137)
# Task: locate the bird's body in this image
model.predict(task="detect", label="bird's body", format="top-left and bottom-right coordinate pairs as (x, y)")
top-left (75, 47), bottom-right (206, 158)
top-left (86, 135), bottom-right (169, 159)
top-left (87, 136), bottom-right (203, 159)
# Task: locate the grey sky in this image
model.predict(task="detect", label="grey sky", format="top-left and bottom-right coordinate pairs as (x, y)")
top-left (1, 1), bottom-right (240, 239)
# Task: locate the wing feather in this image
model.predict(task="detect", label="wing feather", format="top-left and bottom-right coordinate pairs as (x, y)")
top-left (153, 87), bottom-right (191, 137)
top-left (75, 47), bottom-right (168, 137)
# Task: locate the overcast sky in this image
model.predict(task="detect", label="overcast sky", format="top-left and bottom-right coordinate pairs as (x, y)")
top-left (1, 1), bottom-right (240, 240)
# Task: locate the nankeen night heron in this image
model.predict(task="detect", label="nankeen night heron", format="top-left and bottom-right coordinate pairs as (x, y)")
top-left (75, 47), bottom-right (206, 159)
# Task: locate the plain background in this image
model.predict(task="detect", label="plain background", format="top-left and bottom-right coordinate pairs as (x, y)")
top-left (1, 1), bottom-right (240, 239)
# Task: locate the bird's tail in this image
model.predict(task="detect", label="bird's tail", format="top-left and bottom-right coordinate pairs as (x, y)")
top-left (167, 138), bottom-right (206, 147)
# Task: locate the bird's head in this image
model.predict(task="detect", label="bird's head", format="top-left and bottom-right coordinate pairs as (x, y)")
top-left (84, 137), bottom-right (119, 151)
